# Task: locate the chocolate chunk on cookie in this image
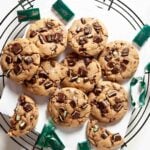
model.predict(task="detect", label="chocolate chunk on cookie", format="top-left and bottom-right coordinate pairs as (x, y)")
top-left (48, 87), bottom-right (91, 127)
top-left (86, 120), bottom-right (124, 150)
top-left (26, 18), bottom-right (67, 58)
top-left (62, 53), bottom-right (102, 93)
top-left (89, 81), bottom-right (128, 123)
top-left (8, 95), bottom-right (38, 137)
top-left (68, 18), bottom-right (108, 56)
top-left (98, 41), bottom-right (139, 82)
top-left (24, 60), bottom-right (67, 96)
top-left (0, 38), bottom-right (40, 83)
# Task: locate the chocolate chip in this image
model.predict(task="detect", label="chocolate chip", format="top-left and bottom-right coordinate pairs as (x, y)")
top-left (54, 33), bottom-right (63, 43)
top-left (121, 48), bottom-right (129, 56)
top-left (37, 27), bottom-right (48, 33)
top-left (11, 43), bottom-right (23, 55)
top-left (28, 76), bottom-right (36, 84)
top-left (81, 103), bottom-right (88, 109)
top-left (104, 55), bottom-right (112, 62)
top-left (84, 26), bottom-right (92, 35)
top-left (81, 18), bottom-right (86, 24)
top-left (14, 65), bottom-right (22, 75)
top-left (76, 27), bottom-right (82, 33)
top-left (70, 100), bottom-right (76, 108)
top-left (111, 133), bottom-right (122, 143)
top-left (6, 56), bottom-right (12, 64)
top-left (50, 61), bottom-right (56, 67)
top-left (67, 59), bottom-right (76, 66)
top-left (23, 103), bottom-right (33, 112)
top-left (45, 35), bottom-right (52, 42)
top-left (39, 78), bottom-right (46, 85)
top-left (111, 67), bottom-right (120, 74)
top-left (107, 62), bottom-right (115, 68)
top-left (38, 35), bottom-right (46, 44)
top-left (93, 36), bottom-right (102, 43)
top-left (101, 131), bottom-right (109, 139)
top-left (107, 90), bottom-right (117, 98)
top-left (78, 37), bottom-right (88, 45)
top-left (97, 100), bottom-right (109, 114)
top-left (94, 87), bottom-right (103, 96)
top-left (24, 56), bottom-right (33, 65)
top-left (120, 63), bottom-right (126, 71)
top-left (44, 81), bottom-right (53, 89)
top-left (39, 70), bottom-right (48, 78)
top-left (122, 59), bottom-right (129, 65)
top-left (113, 103), bottom-right (123, 112)
top-left (78, 67), bottom-right (87, 77)
top-left (16, 55), bottom-right (22, 63)
top-left (19, 95), bottom-right (26, 105)
top-left (19, 120), bottom-right (26, 130)
top-left (30, 30), bottom-right (37, 38)
top-left (84, 57), bottom-right (92, 66)
top-left (46, 21), bottom-right (54, 29)
top-left (57, 93), bottom-right (67, 103)
top-left (83, 77), bottom-right (89, 82)
top-left (79, 47), bottom-right (86, 51)
top-left (72, 111), bottom-right (80, 119)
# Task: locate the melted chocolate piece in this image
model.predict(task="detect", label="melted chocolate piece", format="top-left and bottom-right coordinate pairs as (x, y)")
top-left (104, 55), bottom-right (112, 62)
top-left (72, 111), bottom-right (80, 119)
top-left (67, 58), bottom-right (76, 66)
top-left (97, 100), bottom-right (109, 114)
top-left (79, 47), bottom-right (86, 51)
top-left (107, 90), bottom-right (117, 98)
top-left (94, 87), bottom-right (103, 96)
top-left (54, 33), bottom-right (63, 43)
top-left (70, 100), bottom-right (76, 108)
top-left (16, 55), bottom-right (22, 64)
top-left (113, 103), bottom-right (123, 112)
top-left (45, 35), bottom-right (52, 42)
top-left (38, 35), bottom-right (46, 44)
top-left (122, 59), bottom-right (129, 65)
top-left (14, 65), bottom-right (22, 75)
top-left (84, 26), bottom-right (92, 35)
top-left (121, 48), bottom-right (129, 56)
top-left (93, 22), bottom-right (101, 31)
top-left (23, 103), bottom-right (33, 112)
top-left (107, 62), bottom-right (115, 68)
top-left (79, 37), bottom-right (88, 45)
top-left (111, 67), bottom-right (120, 74)
top-left (120, 63), bottom-right (126, 71)
top-left (84, 57), bottom-right (92, 66)
top-left (81, 18), bottom-right (86, 24)
top-left (57, 93), bottom-right (67, 103)
top-left (83, 77), bottom-right (89, 82)
top-left (93, 36), bottom-right (102, 43)
top-left (19, 95), bottom-right (26, 105)
top-left (37, 27), bottom-right (48, 33)
top-left (111, 133), bottom-right (122, 142)
top-left (6, 56), bottom-right (12, 64)
top-left (11, 43), bottom-right (23, 55)
top-left (19, 121), bottom-right (26, 130)
top-left (101, 130), bottom-right (110, 139)
top-left (78, 67), bottom-right (87, 77)
top-left (24, 56), bottom-right (33, 65)
top-left (76, 27), bottom-right (82, 33)
top-left (44, 81), bottom-right (53, 89)
top-left (39, 70), bottom-right (48, 78)
top-left (29, 76), bottom-right (36, 84)
top-left (30, 30), bottom-right (37, 38)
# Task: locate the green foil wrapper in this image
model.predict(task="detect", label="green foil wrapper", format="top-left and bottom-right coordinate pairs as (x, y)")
top-left (78, 141), bottom-right (91, 150)
top-left (36, 120), bottom-right (65, 150)
top-left (133, 25), bottom-right (150, 47)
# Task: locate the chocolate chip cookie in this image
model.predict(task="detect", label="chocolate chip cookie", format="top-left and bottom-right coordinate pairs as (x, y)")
top-left (48, 87), bottom-right (91, 127)
top-left (98, 41), bottom-right (139, 82)
top-left (26, 18), bottom-right (67, 58)
top-left (24, 60), bottom-right (67, 96)
top-left (62, 53), bottom-right (102, 93)
top-left (0, 38), bottom-right (40, 83)
top-left (87, 119), bottom-right (124, 150)
top-left (89, 81), bottom-right (128, 123)
top-left (68, 17), bottom-right (108, 56)
top-left (8, 95), bottom-right (38, 137)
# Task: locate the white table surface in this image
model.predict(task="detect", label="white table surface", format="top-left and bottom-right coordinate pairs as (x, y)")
top-left (0, 0), bottom-right (150, 150)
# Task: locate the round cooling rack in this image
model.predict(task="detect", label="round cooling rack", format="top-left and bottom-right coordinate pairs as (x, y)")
top-left (0, 0), bottom-right (150, 150)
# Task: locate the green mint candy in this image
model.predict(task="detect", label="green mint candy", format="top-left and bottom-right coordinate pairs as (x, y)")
top-left (52, 0), bottom-right (75, 22)
top-left (78, 141), bottom-right (91, 150)
top-left (133, 25), bottom-right (150, 47)
top-left (17, 8), bottom-right (40, 22)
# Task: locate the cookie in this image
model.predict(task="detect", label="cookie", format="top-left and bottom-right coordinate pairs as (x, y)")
top-left (26, 18), bottom-right (67, 58)
top-left (68, 17), bottom-right (108, 56)
top-left (62, 53), bottom-right (102, 93)
top-left (98, 41), bottom-right (139, 82)
top-left (87, 120), bottom-right (124, 150)
top-left (8, 95), bottom-right (38, 137)
top-left (0, 38), bottom-right (40, 83)
top-left (48, 87), bottom-right (91, 127)
top-left (88, 81), bottom-right (128, 123)
top-left (24, 60), bottom-right (67, 96)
